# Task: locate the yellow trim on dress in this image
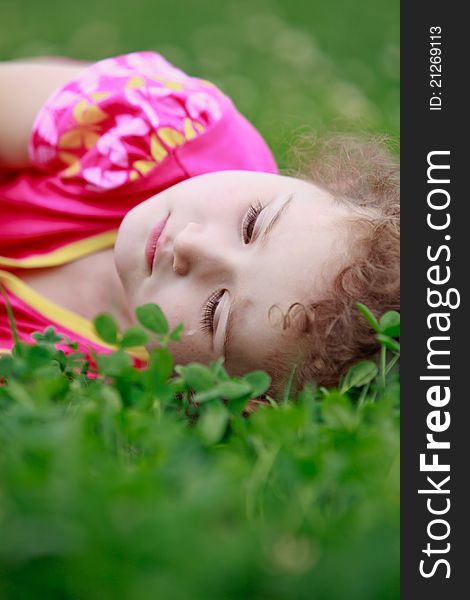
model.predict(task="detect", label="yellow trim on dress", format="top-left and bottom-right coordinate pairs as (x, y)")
top-left (0, 269), bottom-right (148, 362)
top-left (0, 230), bottom-right (118, 269)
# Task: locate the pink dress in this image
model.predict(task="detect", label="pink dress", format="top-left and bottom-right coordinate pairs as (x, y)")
top-left (0, 51), bottom-right (277, 364)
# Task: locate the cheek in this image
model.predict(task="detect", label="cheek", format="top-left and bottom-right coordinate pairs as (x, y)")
top-left (167, 334), bottom-right (213, 365)
top-left (129, 279), bottom-right (203, 336)
top-left (132, 292), bottom-right (191, 330)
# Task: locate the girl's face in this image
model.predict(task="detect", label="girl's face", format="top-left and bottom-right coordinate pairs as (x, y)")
top-left (115, 170), bottom-right (352, 375)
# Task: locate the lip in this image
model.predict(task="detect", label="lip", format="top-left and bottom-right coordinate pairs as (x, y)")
top-left (145, 214), bottom-right (170, 273)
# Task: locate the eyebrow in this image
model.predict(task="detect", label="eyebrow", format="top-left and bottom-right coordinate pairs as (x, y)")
top-left (222, 192), bottom-right (295, 361)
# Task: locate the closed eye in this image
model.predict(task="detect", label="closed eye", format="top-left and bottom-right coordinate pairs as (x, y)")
top-left (200, 289), bottom-right (225, 335)
top-left (241, 201), bottom-right (264, 243)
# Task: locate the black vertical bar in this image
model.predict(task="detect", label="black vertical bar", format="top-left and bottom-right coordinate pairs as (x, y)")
top-left (401, 2), bottom-right (468, 597)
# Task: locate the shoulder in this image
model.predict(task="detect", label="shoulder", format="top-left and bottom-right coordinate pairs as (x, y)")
top-left (28, 51), bottom-right (276, 192)
top-left (27, 52), bottom-right (228, 188)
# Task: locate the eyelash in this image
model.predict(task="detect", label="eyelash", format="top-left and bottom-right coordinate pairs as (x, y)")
top-left (242, 201), bottom-right (264, 243)
top-left (200, 289), bottom-right (225, 335)
top-left (200, 202), bottom-right (264, 335)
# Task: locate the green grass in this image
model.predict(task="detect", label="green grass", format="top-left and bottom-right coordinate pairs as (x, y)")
top-left (0, 304), bottom-right (400, 599)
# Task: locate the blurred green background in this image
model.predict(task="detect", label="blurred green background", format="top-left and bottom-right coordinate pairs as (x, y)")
top-left (0, 0), bottom-right (399, 168)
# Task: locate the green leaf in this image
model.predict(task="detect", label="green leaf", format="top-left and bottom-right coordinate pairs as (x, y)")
top-left (297, 384), bottom-right (315, 410)
top-left (180, 363), bottom-right (215, 392)
top-left (356, 303), bottom-right (380, 333)
top-left (217, 381), bottom-right (252, 401)
top-left (193, 388), bottom-right (224, 404)
top-left (0, 354), bottom-right (14, 378)
top-left (64, 352), bottom-right (87, 372)
top-left (210, 357), bottom-right (230, 381)
top-left (148, 348), bottom-right (173, 381)
top-left (96, 351), bottom-right (132, 376)
top-left (197, 402), bottom-right (229, 445)
top-left (243, 371), bottom-right (271, 396)
top-left (4, 379), bottom-right (34, 408)
top-left (24, 345), bottom-right (53, 370)
top-left (120, 326), bottom-right (149, 349)
top-left (341, 360), bottom-right (378, 392)
top-left (194, 380), bottom-right (251, 405)
top-left (60, 334), bottom-right (79, 349)
top-left (169, 323), bottom-right (184, 342)
top-left (153, 381), bottom-right (174, 403)
top-left (44, 326), bottom-right (63, 342)
top-left (266, 396), bottom-right (279, 408)
top-left (376, 334), bottom-right (400, 353)
top-left (32, 326), bottom-right (64, 345)
top-left (379, 311), bottom-right (400, 338)
top-left (135, 304), bottom-right (169, 335)
top-left (94, 314), bottom-right (118, 345)
top-left (99, 386), bottom-right (123, 412)
top-left (322, 390), bottom-right (356, 429)
top-left (227, 393), bottom-right (252, 416)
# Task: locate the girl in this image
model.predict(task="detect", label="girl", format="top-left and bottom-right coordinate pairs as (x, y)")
top-left (0, 51), bottom-right (399, 392)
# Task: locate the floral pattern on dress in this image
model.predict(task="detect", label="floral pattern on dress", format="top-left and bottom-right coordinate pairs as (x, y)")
top-left (29, 52), bottom-right (225, 191)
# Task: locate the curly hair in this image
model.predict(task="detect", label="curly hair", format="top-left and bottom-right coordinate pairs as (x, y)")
top-left (270, 132), bottom-right (400, 391)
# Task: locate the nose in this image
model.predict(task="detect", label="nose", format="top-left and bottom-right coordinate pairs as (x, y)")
top-left (172, 222), bottom-right (231, 278)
